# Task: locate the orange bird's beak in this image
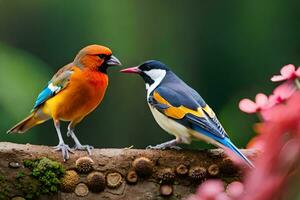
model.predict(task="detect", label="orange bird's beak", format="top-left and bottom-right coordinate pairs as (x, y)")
top-left (120, 66), bottom-right (141, 74)
top-left (106, 55), bottom-right (122, 66)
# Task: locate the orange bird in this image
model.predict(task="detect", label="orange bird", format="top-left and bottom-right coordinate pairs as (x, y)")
top-left (7, 45), bottom-right (122, 160)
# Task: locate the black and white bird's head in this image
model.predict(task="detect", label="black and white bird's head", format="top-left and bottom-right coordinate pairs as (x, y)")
top-left (120, 60), bottom-right (169, 91)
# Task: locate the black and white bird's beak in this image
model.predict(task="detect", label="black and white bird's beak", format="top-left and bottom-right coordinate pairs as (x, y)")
top-left (120, 66), bottom-right (141, 74)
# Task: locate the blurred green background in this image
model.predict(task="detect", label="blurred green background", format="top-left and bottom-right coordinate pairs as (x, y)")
top-left (0, 0), bottom-right (299, 149)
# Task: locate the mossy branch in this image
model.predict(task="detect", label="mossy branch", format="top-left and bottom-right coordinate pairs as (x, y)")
top-left (0, 142), bottom-right (257, 200)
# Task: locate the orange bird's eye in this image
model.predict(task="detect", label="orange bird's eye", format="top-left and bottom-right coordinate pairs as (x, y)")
top-left (98, 54), bottom-right (106, 59)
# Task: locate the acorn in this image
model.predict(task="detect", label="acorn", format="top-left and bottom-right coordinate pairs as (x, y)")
top-left (126, 170), bottom-right (138, 184)
top-left (75, 183), bottom-right (89, 197)
top-left (160, 185), bottom-right (173, 196)
top-left (87, 171), bottom-right (106, 193)
top-left (189, 166), bottom-right (207, 182)
top-left (106, 172), bottom-right (123, 188)
top-left (132, 157), bottom-right (154, 177)
top-left (75, 157), bottom-right (94, 173)
top-left (60, 170), bottom-right (80, 192)
top-left (157, 168), bottom-right (176, 183)
top-left (176, 164), bottom-right (188, 176)
top-left (208, 164), bottom-right (219, 176)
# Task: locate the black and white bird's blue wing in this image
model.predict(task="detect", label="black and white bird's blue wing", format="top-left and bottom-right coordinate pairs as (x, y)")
top-left (148, 72), bottom-right (254, 168)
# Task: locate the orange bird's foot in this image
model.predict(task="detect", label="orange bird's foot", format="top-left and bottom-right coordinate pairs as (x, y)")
top-left (74, 144), bottom-right (94, 155)
top-left (53, 143), bottom-right (74, 161)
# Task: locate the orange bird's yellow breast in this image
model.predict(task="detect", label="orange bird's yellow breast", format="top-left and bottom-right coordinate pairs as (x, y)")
top-left (43, 67), bottom-right (108, 121)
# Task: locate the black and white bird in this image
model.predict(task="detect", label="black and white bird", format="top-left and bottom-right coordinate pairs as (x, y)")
top-left (121, 60), bottom-right (254, 168)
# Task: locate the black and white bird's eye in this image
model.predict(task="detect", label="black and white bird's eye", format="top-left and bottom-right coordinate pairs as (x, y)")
top-left (98, 54), bottom-right (106, 59)
top-left (140, 64), bottom-right (151, 71)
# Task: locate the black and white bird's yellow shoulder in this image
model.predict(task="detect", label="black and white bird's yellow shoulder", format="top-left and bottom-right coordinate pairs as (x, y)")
top-left (147, 71), bottom-right (228, 139)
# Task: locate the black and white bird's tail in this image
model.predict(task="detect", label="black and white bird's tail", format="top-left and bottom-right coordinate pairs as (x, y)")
top-left (192, 125), bottom-right (255, 168)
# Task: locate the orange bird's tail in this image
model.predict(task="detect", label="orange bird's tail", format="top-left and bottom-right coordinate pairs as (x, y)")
top-left (7, 111), bottom-right (49, 134)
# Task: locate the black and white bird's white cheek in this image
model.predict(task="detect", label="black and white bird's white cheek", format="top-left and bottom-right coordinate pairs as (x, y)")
top-left (145, 83), bottom-right (150, 90)
top-left (144, 69), bottom-right (166, 81)
top-left (145, 69), bottom-right (166, 98)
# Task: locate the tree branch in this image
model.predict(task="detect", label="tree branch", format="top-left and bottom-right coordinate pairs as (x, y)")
top-left (0, 142), bottom-right (257, 200)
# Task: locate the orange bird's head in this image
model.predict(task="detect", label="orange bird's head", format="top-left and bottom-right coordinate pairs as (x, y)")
top-left (74, 44), bottom-right (122, 73)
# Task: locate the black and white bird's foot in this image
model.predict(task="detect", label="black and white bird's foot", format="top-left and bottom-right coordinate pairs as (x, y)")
top-left (74, 144), bottom-right (94, 155)
top-left (53, 143), bottom-right (73, 161)
top-left (168, 145), bottom-right (182, 150)
top-left (146, 139), bottom-right (180, 150)
top-left (146, 144), bottom-right (161, 150)
top-left (146, 144), bottom-right (181, 150)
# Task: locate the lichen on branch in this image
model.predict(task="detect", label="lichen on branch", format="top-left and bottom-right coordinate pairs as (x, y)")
top-left (0, 142), bottom-right (256, 200)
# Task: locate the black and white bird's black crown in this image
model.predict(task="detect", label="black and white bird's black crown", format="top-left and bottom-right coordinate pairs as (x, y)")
top-left (139, 60), bottom-right (170, 72)
top-left (120, 60), bottom-right (170, 89)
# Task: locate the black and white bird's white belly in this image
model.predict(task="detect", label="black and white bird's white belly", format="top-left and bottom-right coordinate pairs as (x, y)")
top-left (148, 103), bottom-right (192, 144)
top-left (143, 69), bottom-right (190, 143)
top-left (148, 103), bottom-right (224, 147)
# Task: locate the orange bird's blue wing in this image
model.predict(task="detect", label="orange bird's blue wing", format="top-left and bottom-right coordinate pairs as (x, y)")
top-left (33, 65), bottom-right (74, 109)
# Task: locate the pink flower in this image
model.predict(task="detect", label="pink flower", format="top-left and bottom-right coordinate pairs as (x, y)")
top-left (246, 135), bottom-right (265, 151)
top-left (226, 182), bottom-right (244, 199)
top-left (239, 93), bottom-right (269, 113)
top-left (261, 92), bottom-right (300, 124)
top-left (269, 80), bottom-right (296, 104)
top-left (242, 92), bottom-right (300, 200)
top-left (192, 180), bottom-right (225, 200)
top-left (216, 193), bottom-right (231, 200)
top-left (261, 82), bottom-right (297, 120)
top-left (188, 180), bottom-right (236, 200)
top-left (271, 64), bottom-right (300, 82)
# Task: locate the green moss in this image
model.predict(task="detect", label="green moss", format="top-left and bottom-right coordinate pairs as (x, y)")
top-left (16, 171), bottom-right (26, 179)
top-left (0, 173), bottom-right (10, 200)
top-left (0, 158), bottom-right (65, 199)
top-left (0, 174), bottom-right (4, 182)
top-left (23, 157), bottom-right (65, 196)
